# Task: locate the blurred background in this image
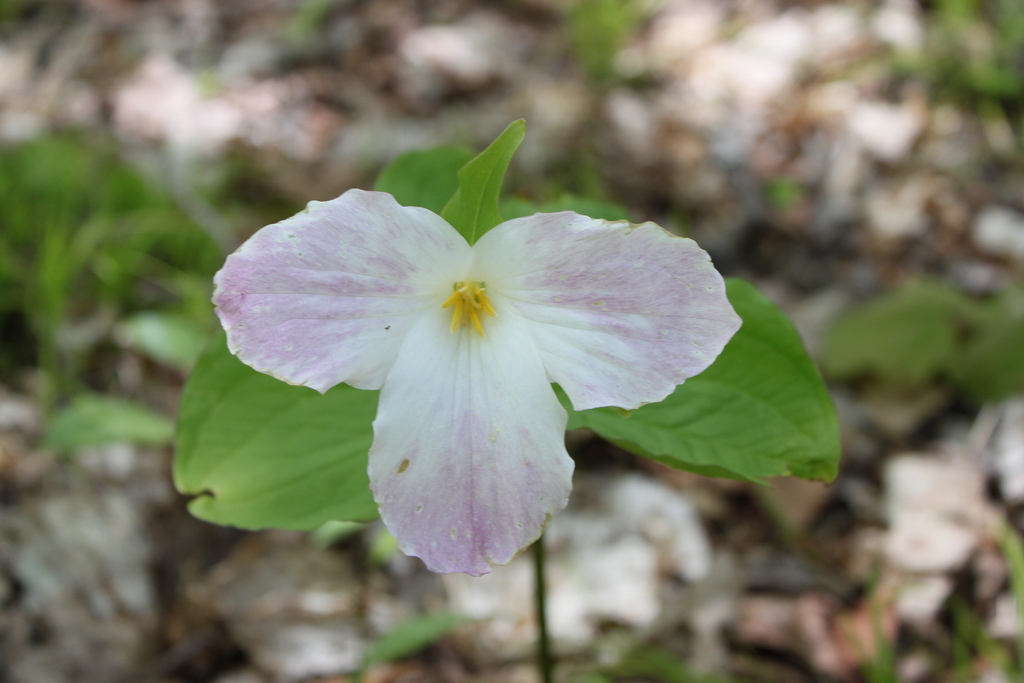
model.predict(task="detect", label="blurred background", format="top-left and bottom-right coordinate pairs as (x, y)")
top-left (1, 0), bottom-right (1024, 681)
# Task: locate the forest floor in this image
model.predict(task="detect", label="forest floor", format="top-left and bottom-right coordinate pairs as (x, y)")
top-left (2, 0), bottom-right (1024, 681)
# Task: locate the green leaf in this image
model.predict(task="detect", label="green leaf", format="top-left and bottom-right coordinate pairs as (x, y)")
top-left (308, 520), bottom-right (367, 549)
top-left (46, 395), bottom-right (174, 450)
top-left (957, 318), bottom-right (1024, 401)
top-left (441, 120), bottom-right (526, 245)
top-left (362, 613), bottom-right (469, 671)
top-left (765, 177), bottom-right (806, 209)
top-left (568, 0), bottom-right (646, 82)
top-left (821, 279), bottom-right (974, 390)
top-left (173, 334), bottom-right (379, 530)
top-left (374, 146), bottom-right (474, 214)
top-left (997, 520), bottom-right (1024, 670)
top-left (570, 278), bottom-right (840, 483)
top-left (116, 311), bottom-right (209, 370)
top-left (821, 280), bottom-right (1024, 403)
top-left (599, 645), bottom-right (740, 683)
top-left (368, 525), bottom-right (400, 566)
top-left (953, 287), bottom-right (1024, 401)
top-left (287, 0), bottom-right (346, 43)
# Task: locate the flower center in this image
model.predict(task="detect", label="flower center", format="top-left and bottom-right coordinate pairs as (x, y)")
top-left (441, 281), bottom-right (496, 336)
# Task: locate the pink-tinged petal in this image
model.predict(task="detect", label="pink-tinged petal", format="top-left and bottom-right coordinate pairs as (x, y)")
top-left (213, 189), bottom-right (471, 392)
top-left (472, 213), bottom-right (741, 411)
top-left (368, 308), bottom-right (574, 576)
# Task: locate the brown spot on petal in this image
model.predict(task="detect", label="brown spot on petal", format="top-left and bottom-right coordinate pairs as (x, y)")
top-left (398, 459), bottom-right (410, 473)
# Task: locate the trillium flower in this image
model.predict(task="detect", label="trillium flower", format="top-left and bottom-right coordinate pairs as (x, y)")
top-left (213, 189), bottom-right (741, 575)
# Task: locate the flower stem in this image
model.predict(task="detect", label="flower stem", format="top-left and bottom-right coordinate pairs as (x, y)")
top-left (534, 534), bottom-right (554, 683)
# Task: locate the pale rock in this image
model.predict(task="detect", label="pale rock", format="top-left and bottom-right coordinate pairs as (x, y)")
top-left (0, 388), bottom-right (40, 433)
top-left (686, 552), bottom-right (740, 672)
top-left (606, 89), bottom-right (659, 161)
top-left (260, 623), bottom-right (364, 680)
top-left (894, 575), bottom-right (953, 626)
top-left (886, 455), bottom-right (993, 527)
top-left (736, 595), bottom-right (797, 650)
top-left (362, 581), bottom-right (419, 637)
top-left (77, 443), bottom-right (139, 481)
top-left (400, 26), bottom-right (495, 89)
top-left (686, 44), bottom-right (777, 110)
top-left (976, 668), bottom-right (1012, 683)
top-left (848, 100), bottom-right (924, 162)
top-left (445, 522), bottom-right (660, 650)
top-left (973, 206), bottom-right (1024, 261)
top-left (988, 400), bottom-right (1024, 503)
top-left (794, 593), bottom-right (853, 679)
top-left (872, 0), bottom-right (924, 51)
top-left (603, 474), bottom-right (713, 580)
top-left (0, 42), bottom-right (33, 100)
top-left (13, 493), bottom-right (156, 618)
top-left (898, 654), bottom-right (932, 683)
top-left (948, 260), bottom-right (1006, 295)
top-left (113, 55), bottom-right (242, 151)
top-left (218, 36), bottom-right (283, 87)
top-left (203, 537), bottom-right (365, 680)
top-left (988, 592), bottom-right (1020, 640)
top-left (805, 81), bottom-right (859, 124)
top-left (883, 454), bottom-right (995, 572)
top-left (0, 108), bottom-right (44, 141)
top-left (112, 55), bottom-right (329, 159)
top-left (612, 44), bottom-right (648, 79)
top-left (810, 5), bottom-right (868, 64)
top-left (443, 556), bottom-right (536, 654)
top-left (544, 473), bottom-right (713, 634)
top-left (6, 490), bottom-right (158, 682)
top-left (547, 535), bottom-right (660, 640)
top-left (737, 12), bottom-right (814, 66)
top-left (651, 90), bottom-right (715, 158)
top-left (444, 474), bottom-right (712, 650)
top-left (644, 0), bottom-right (725, 71)
top-left (819, 135), bottom-right (870, 228)
top-left (865, 175), bottom-right (933, 241)
top-left (397, 14), bottom-right (520, 100)
top-left (687, 12), bottom-right (813, 112)
top-left (653, 78), bottom-right (717, 131)
top-left (214, 668), bottom-right (267, 683)
top-left (515, 77), bottom-right (592, 175)
top-left (234, 82), bottom-right (340, 160)
top-left (54, 79), bottom-right (101, 127)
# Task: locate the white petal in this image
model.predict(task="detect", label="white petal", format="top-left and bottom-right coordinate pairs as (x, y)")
top-left (473, 212), bottom-right (741, 410)
top-left (368, 304), bottom-right (574, 576)
top-left (213, 190), bottom-right (471, 392)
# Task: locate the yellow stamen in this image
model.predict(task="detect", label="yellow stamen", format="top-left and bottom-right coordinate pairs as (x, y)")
top-left (441, 281), bottom-right (496, 336)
